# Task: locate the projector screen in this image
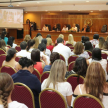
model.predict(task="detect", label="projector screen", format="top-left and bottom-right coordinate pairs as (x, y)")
top-left (0, 9), bottom-right (23, 28)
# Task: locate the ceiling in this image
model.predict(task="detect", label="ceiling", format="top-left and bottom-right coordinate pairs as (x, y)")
top-left (0, 0), bottom-right (108, 13)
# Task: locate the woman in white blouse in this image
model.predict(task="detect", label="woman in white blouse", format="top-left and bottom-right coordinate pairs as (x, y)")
top-left (71, 23), bottom-right (77, 32)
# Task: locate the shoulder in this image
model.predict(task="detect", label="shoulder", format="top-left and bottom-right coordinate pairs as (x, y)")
top-left (101, 59), bottom-right (107, 64)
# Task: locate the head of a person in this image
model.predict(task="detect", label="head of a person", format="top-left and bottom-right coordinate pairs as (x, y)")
top-left (73, 23), bottom-right (76, 27)
top-left (57, 37), bottom-right (63, 44)
top-left (1, 31), bottom-right (6, 39)
top-left (46, 34), bottom-right (51, 38)
top-left (81, 36), bottom-right (85, 43)
top-left (73, 57), bottom-right (88, 77)
top-left (24, 35), bottom-right (31, 43)
top-left (64, 24), bottom-right (67, 28)
top-left (36, 33), bottom-right (42, 37)
top-left (37, 35), bottom-right (43, 44)
top-left (99, 37), bottom-right (105, 48)
top-left (38, 43), bottom-right (46, 52)
top-left (74, 42), bottom-right (84, 55)
top-left (103, 41), bottom-right (108, 50)
top-left (84, 36), bottom-right (89, 43)
top-left (46, 60), bottom-right (66, 88)
top-left (58, 34), bottom-right (64, 39)
top-left (92, 48), bottom-right (101, 61)
top-left (84, 62), bottom-right (106, 101)
top-left (33, 37), bottom-right (39, 49)
top-left (50, 52), bottom-right (60, 65)
top-left (19, 57), bottom-right (34, 73)
top-left (11, 37), bottom-right (15, 43)
top-left (84, 24), bottom-right (87, 28)
top-left (0, 39), bottom-right (6, 52)
top-left (93, 34), bottom-right (99, 40)
top-left (46, 38), bottom-right (53, 46)
top-left (31, 49), bottom-right (40, 64)
top-left (20, 41), bottom-right (27, 50)
top-left (0, 73), bottom-right (14, 108)
top-left (54, 24), bottom-right (57, 28)
top-left (68, 34), bottom-right (74, 44)
top-left (84, 41), bottom-right (93, 52)
top-left (6, 48), bottom-right (16, 62)
top-left (27, 39), bottom-right (35, 51)
top-left (106, 36), bottom-right (108, 42)
top-left (7, 37), bottom-right (14, 47)
top-left (41, 38), bottom-right (47, 45)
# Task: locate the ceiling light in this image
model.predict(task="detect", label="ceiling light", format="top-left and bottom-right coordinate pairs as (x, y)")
top-left (78, 10), bottom-right (80, 11)
top-left (91, 11), bottom-right (93, 12)
top-left (45, 10), bottom-right (48, 12)
top-left (86, 1), bottom-right (89, 2)
top-left (59, 1), bottom-right (62, 3)
top-left (17, 5), bottom-right (19, 6)
top-left (99, 10), bottom-right (102, 11)
top-left (37, 2), bottom-right (40, 4)
top-left (18, 3), bottom-right (21, 4)
top-left (60, 10), bottom-right (62, 11)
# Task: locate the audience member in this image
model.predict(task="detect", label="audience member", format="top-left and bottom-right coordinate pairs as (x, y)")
top-left (36, 33), bottom-right (42, 37)
top-left (37, 35), bottom-right (43, 44)
top-left (12, 57), bottom-right (41, 108)
top-left (71, 42), bottom-right (89, 59)
top-left (102, 41), bottom-right (108, 55)
top-left (66, 34), bottom-right (76, 46)
top-left (82, 24), bottom-right (89, 32)
top-left (72, 62), bottom-right (108, 108)
top-left (81, 36), bottom-right (85, 44)
top-left (43, 52), bottom-right (60, 72)
top-left (42, 24), bottom-right (49, 31)
top-left (52, 24), bottom-right (59, 31)
top-left (46, 38), bottom-right (54, 51)
top-left (46, 34), bottom-right (51, 38)
top-left (0, 39), bottom-right (7, 52)
top-left (27, 39), bottom-right (35, 52)
top-left (0, 73), bottom-right (28, 108)
top-left (83, 36), bottom-right (89, 43)
top-left (65, 57), bottom-right (88, 78)
top-left (2, 48), bottom-right (19, 71)
top-left (70, 23), bottom-right (77, 32)
top-left (106, 36), bottom-right (108, 42)
top-left (31, 49), bottom-right (48, 74)
top-left (16, 41), bottom-right (31, 59)
top-left (53, 37), bottom-right (71, 66)
top-left (62, 24), bottom-right (68, 32)
top-left (41, 60), bottom-right (73, 108)
top-left (84, 41), bottom-right (93, 52)
top-left (24, 35), bottom-right (31, 43)
top-left (95, 37), bottom-right (105, 49)
top-left (33, 37), bottom-right (39, 49)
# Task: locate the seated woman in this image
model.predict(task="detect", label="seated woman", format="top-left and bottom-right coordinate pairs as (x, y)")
top-left (41, 60), bottom-right (73, 108)
top-left (95, 37), bottom-right (105, 49)
top-left (82, 24), bottom-right (90, 32)
top-left (70, 23), bottom-right (77, 32)
top-left (66, 34), bottom-right (76, 46)
top-left (84, 41), bottom-right (93, 52)
top-left (24, 35), bottom-right (31, 43)
top-left (71, 42), bottom-right (89, 59)
top-left (27, 39), bottom-right (35, 52)
top-left (0, 73), bottom-right (28, 108)
top-left (42, 24), bottom-right (49, 31)
top-left (81, 36), bottom-right (85, 45)
top-left (102, 41), bottom-right (108, 55)
top-left (87, 48), bottom-right (107, 80)
top-left (65, 57), bottom-right (88, 78)
top-left (52, 24), bottom-right (59, 31)
top-left (33, 37), bottom-right (39, 49)
top-left (46, 38), bottom-right (54, 51)
top-left (71, 62), bottom-right (108, 108)
top-left (43, 52), bottom-right (60, 72)
top-left (2, 48), bottom-right (19, 72)
top-left (31, 49), bottom-right (48, 75)
top-left (62, 24), bottom-right (68, 32)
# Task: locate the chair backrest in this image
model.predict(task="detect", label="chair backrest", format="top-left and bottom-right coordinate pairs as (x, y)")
top-left (15, 46), bottom-right (21, 52)
top-left (66, 43), bottom-right (73, 47)
top-left (0, 48), bottom-right (6, 55)
top-left (32, 68), bottom-right (41, 81)
top-left (59, 54), bottom-right (65, 62)
top-left (66, 74), bottom-right (84, 91)
top-left (11, 83), bottom-right (35, 108)
top-left (15, 56), bottom-right (22, 62)
top-left (69, 46), bottom-right (74, 50)
top-left (0, 54), bottom-right (6, 67)
top-left (68, 55), bottom-right (78, 65)
top-left (73, 94), bottom-right (104, 108)
top-left (0, 65), bottom-right (16, 76)
top-left (101, 52), bottom-right (107, 59)
top-left (39, 88), bottom-right (67, 108)
top-left (6, 45), bottom-right (11, 48)
top-left (68, 61), bottom-right (75, 71)
top-left (85, 50), bottom-right (92, 57)
top-left (41, 71), bottom-right (50, 83)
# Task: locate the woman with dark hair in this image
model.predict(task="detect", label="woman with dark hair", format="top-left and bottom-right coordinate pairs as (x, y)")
top-left (46, 34), bottom-right (51, 38)
top-left (88, 48), bottom-right (107, 80)
top-left (81, 36), bottom-right (85, 44)
top-left (43, 52), bottom-right (60, 72)
top-left (65, 57), bottom-right (88, 78)
top-left (36, 33), bottom-right (42, 37)
top-left (31, 49), bottom-right (48, 74)
top-left (0, 73), bottom-right (28, 108)
top-left (2, 48), bottom-right (19, 71)
top-left (84, 41), bottom-right (93, 52)
top-left (27, 39), bottom-right (35, 52)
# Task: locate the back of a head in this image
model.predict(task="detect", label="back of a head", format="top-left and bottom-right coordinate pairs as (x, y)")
top-left (50, 52), bottom-right (60, 65)
top-left (36, 33), bottom-right (42, 37)
top-left (57, 37), bottom-right (63, 44)
top-left (24, 35), bottom-right (31, 42)
top-left (58, 34), bottom-right (64, 39)
top-left (0, 73), bottom-right (14, 108)
top-left (68, 34), bottom-right (74, 43)
top-left (84, 37), bottom-right (89, 43)
top-left (33, 37), bottom-right (39, 49)
top-left (38, 43), bottom-right (46, 51)
top-left (46, 34), bottom-right (51, 38)
top-left (0, 39), bottom-right (6, 51)
top-left (84, 41), bottom-right (93, 51)
top-left (93, 34), bottom-right (99, 40)
top-left (99, 37), bottom-right (105, 48)
top-left (81, 36), bottom-right (85, 43)
top-left (27, 39), bottom-right (35, 51)
top-left (37, 35), bottom-right (43, 43)
top-left (7, 37), bottom-right (13, 47)
top-left (103, 41), bottom-right (108, 50)
top-left (1, 32), bottom-right (5, 39)
top-left (46, 38), bottom-right (52, 46)
top-left (92, 48), bottom-right (101, 60)
top-left (41, 38), bottom-right (47, 45)
top-left (84, 62), bottom-right (106, 101)
top-left (20, 41), bottom-right (27, 50)
top-left (19, 57), bottom-right (33, 69)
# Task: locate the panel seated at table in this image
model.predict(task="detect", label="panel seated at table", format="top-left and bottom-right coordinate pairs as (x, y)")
top-left (31, 30), bottom-right (108, 42)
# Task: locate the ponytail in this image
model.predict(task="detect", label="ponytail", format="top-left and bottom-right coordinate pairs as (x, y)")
top-left (6, 54), bottom-right (12, 62)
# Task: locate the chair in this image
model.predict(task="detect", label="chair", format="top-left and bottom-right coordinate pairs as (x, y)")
top-left (39, 88), bottom-right (67, 108)
top-left (6, 45), bottom-right (11, 48)
top-left (85, 50), bottom-right (92, 57)
top-left (59, 54), bottom-right (65, 62)
top-left (11, 83), bottom-right (35, 108)
top-left (0, 54), bottom-right (6, 67)
top-left (69, 46), bottom-right (74, 50)
top-left (32, 69), bottom-right (41, 81)
top-left (0, 48), bottom-right (6, 55)
top-left (101, 52), bottom-right (107, 59)
top-left (15, 46), bottom-right (21, 52)
top-left (65, 43), bottom-right (73, 47)
top-left (15, 56), bottom-right (22, 62)
top-left (66, 74), bottom-right (84, 91)
top-left (73, 94), bottom-right (104, 108)
top-left (41, 71), bottom-right (50, 83)
top-left (0, 65), bottom-right (16, 76)
top-left (68, 55), bottom-right (78, 65)
top-left (68, 61), bottom-right (75, 71)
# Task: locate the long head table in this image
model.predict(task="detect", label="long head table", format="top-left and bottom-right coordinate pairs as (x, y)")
top-left (31, 31), bottom-right (108, 42)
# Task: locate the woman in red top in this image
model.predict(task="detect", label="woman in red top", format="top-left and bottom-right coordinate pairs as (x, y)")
top-left (31, 49), bottom-right (48, 75)
top-left (46, 38), bottom-right (54, 51)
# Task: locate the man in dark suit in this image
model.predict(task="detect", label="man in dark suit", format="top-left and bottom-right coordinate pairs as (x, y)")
top-left (12, 57), bottom-right (41, 108)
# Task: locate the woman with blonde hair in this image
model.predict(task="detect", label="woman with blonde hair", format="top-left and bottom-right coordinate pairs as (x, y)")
top-left (41, 60), bottom-right (73, 108)
top-left (0, 39), bottom-right (7, 52)
top-left (24, 35), bottom-right (31, 43)
top-left (0, 73), bottom-right (28, 108)
top-left (46, 38), bottom-right (54, 51)
top-left (33, 37), bottom-right (39, 49)
top-left (66, 34), bottom-right (76, 46)
top-left (106, 36), bottom-right (108, 42)
top-left (71, 42), bottom-right (89, 59)
top-left (71, 62), bottom-right (108, 108)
